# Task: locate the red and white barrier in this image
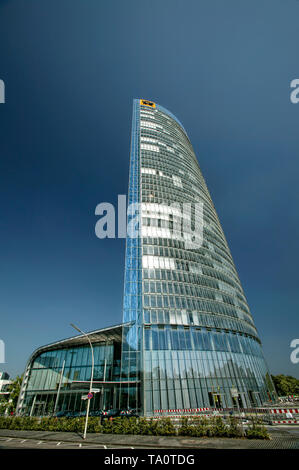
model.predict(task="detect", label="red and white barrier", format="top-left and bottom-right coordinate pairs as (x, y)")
top-left (272, 420), bottom-right (297, 424)
top-left (152, 414), bottom-right (212, 419)
top-left (154, 408), bottom-right (211, 414)
top-left (153, 407), bottom-right (299, 416)
top-left (270, 409), bottom-right (299, 414)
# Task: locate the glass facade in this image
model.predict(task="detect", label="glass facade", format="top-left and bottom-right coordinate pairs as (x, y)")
top-left (120, 99), bottom-right (143, 410)
top-left (17, 326), bottom-right (123, 416)
top-left (120, 99), bottom-right (276, 415)
top-left (17, 99), bottom-right (276, 417)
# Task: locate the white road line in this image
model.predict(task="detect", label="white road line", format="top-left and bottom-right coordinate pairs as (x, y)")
top-left (20, 440), bottom-right (27, 443)
top-left (37, 441), bottom-right (43, 445)
top-left (57, 442), bottom-right (61, 446)
top-left (6, 438), bottom-right (12, 442)
top-left (79, 443), bottom-right (82, 448)
top-left (131, 447), bottom-right (134, 449)
top-left (104, 445), bottom-right (107, 449)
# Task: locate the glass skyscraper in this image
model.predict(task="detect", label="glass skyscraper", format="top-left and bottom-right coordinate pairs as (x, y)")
top-left (17, 99), bottom-right (276, 418)
top-left (120, 99), bottom-right (276, 415)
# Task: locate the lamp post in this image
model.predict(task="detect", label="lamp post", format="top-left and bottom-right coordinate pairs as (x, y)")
top-left (70, 323), bottom-right (94, 440)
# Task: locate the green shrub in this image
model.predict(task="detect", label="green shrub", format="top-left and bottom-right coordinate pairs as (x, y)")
top-left (152, 417), bottom-right (176, 436)
top-left (208, 416), bottom-right (228, 437)
top-left (121, 417), bottom-right (139, 435)
top-left (143, 418), bottom-right (156, 435)
top-left (110, 417), bottom-right (125, 434)
top-left (227, 416), bottom-right (243, 438)
top-left (178, 416), bottom-right (209, 437)
top-left (84, 417), bottom-right (101, 433)
top-left (0, 417), bottom-right (11, 429)
top-left (47, 418), bottom-right (61, 432)
top-left (178, 417), bottom-right (194, 436)
top-left (188, 417), bottom-right (207, 438)
top-left (0, 414), bottom-right (270, 440)
top-left (138, 417), bottom-right (152, 435)
top-left (0, 416), bottom-right (101, 433)
top-left (246, 418), bottom-right (270, 440)
top-left (101, 418), bottom-right (114, 434)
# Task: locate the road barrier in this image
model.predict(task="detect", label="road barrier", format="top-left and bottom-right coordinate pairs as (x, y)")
top-left (270, 409), bottom-right (299, 414)
top-left (271, 420), bottom-right (297, 424)
top-left (153, 406), bottom-right (299, 425)
top-left (154, 407), bottom-right (269, 415)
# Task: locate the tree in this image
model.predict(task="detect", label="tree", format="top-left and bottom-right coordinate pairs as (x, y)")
top-left (271, 374), bottom-right (299, 396)
top-left (0, 375), bottom-right (23, 415)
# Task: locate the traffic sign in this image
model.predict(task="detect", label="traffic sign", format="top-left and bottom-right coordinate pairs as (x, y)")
top-left (231, 388), bottom-right (239, 398)
top-left (87, 392), bottom-right (93, 399)
top-left (91, 389), bottom-right (101, 393)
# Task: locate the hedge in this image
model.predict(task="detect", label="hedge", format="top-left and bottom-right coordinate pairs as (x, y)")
top-left (0, 416), bottom-right (270, 439)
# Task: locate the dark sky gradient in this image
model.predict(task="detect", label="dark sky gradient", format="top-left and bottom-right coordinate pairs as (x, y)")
top-left (0, 0), bottom-right (298, 378)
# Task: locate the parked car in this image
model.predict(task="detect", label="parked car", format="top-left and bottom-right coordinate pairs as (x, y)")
top-left (119, 408), bottom-right (139, 418)
top-left (89, 410), bottom-right (104, 417)
top-left (101, 408), bottom-right (120, 419)
top-left (54, 411), bottom-right (67, 418)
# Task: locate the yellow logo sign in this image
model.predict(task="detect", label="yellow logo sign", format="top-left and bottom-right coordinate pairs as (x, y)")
top-left (140, 99), bottom-right (156, 108)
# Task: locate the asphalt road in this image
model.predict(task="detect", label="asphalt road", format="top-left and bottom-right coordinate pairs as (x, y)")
top-left (275, 425), bottom-right (299, 437)
top-left (0, 436), bottom-right (139, 449)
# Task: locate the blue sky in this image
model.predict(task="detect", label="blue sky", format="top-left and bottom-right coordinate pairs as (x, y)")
top-left (0, 0), bottom-right (298, 378)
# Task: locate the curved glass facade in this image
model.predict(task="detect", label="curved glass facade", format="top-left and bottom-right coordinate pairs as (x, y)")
top-left (20, 344), bottom-right (114, 416)
top-left (17, 325), bottom-right (124, 416)
top-left (120, 99), bottom-right (276, 414)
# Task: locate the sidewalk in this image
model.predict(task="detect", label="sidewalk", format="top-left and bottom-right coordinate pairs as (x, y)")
top-left (0, 428), bottom-right (298, 449)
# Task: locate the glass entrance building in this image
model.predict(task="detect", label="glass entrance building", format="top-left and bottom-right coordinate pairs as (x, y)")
top-left (17, 99), bottom-right (276, 417)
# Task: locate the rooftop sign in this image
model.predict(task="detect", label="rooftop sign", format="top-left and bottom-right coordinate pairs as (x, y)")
top-left (140, 99), bottom-right (155, 108)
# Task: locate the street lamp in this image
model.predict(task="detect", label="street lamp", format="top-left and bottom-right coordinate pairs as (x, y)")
top-left (70, 323), bottom-right (94, 440)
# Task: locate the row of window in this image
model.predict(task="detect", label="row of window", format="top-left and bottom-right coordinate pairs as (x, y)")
top-left (142, 264), bottom-right (247, 313)
top-left (140, 152), bottom-right (212, 200)
top-left (140, 148), bottom-right (205, 188)
top-left (142, 280), bottom-right (240, 309)
top-left (143, 326), bottom-right (261, 355)
top-left (142, 308), bottom-right (256, 337)
top-left (143, 280), bottom-right (217, 299)
top-left (141, 168), bottom-right (211, 205)
top-left (141, 244), bottom-right (238, 282)
top-left (141, 258), bottom-right (243, 298)
top-left (142, 235), bottom-right (236, 277)
top-left (142, 294), bottom-right (238, 318)
top-left (32, 344), bottom-right (114, 370)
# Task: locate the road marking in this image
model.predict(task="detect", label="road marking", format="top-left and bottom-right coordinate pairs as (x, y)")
top-left (20, 440), bottom-right (27, 443)
top-left (104, 445), bottom-right (107, 449)
top-left (79, 444), bottom-right (82, 448)
top-left (37, 441), bottom-right (43, 445)
top-left (6, 438), bottom-right (12, 442)
top-left (57, 442), bottom-right (61, 446)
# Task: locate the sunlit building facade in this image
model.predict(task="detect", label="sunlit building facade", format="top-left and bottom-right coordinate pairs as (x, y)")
top-left (120, 99), bottom-right (276, 414)
top-left (17, 325), bottom-right (124, 416)
top-left (17, 99), bottom-right (276, 417)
